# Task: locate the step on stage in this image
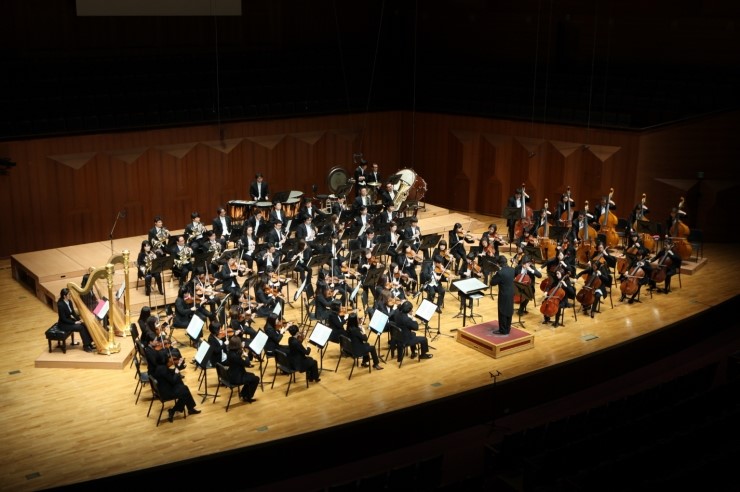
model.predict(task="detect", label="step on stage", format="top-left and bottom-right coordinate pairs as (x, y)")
top-left (456, 321), bottom-right (534, 359)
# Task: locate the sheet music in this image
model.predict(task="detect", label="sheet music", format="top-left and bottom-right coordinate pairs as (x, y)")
top-left (93, 299), bottom-right (109, 319)
top-left (186, 315), bottom-right (205, 340)
top-left (369, 310), bottom-right (389, 335)
top-left (309, 322), bottom-right (332, 348)
top-left (414, 299), bottom-right (437, 323)
top-left (249, 330), bottom-right (268, 355)
top-left (272, 301), bottom-right (282, 316)
top-left (452, 277), bottom-right (488, 294)
top-left (194, 340), bottom-right (212, 366)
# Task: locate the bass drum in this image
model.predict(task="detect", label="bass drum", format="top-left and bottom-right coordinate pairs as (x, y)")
top-left (392, 168), bottom-right (428, 206)
top-left (327, 166), bottom-right (353, 196)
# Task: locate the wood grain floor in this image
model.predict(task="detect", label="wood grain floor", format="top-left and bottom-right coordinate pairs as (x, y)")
top-left (1, 222), bottom-right (738, 491)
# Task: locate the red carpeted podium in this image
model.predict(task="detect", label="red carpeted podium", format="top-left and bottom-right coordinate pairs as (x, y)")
top-left (456, 320), bottom-right (534, 359)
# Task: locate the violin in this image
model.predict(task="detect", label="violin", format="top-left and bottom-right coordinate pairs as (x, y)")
top-left (457, 230), bottom-right (474, 242)
top-left (406, 250), bottom-right (423, 262)
top-left (369, 255), bottom-right (380, 267)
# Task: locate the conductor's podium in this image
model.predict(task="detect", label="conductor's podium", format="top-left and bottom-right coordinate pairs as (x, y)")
top-left (456, 321), bottom-right (534, 359)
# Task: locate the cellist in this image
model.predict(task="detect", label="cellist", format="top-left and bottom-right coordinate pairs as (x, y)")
top-left (648, 238), bottom-right (682, 294)
top-left (541, 269), bottom-right (575, 328)
top-left (576, 248), bottom-right (612, 318)
top-left (514, 255), bottom-right (542, 317)
top-left (619, 250), bottom-right (653, 304)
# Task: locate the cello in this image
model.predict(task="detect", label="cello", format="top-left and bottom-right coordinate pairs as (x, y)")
top-left (619, 258), bottom-right (645, 298)
top-left (537, 199), bottom-right (558, 260)
top-left (514, 183), bottom-right (534, 240)
top-left (576, 201), bottom-right (597, 266)
top-left (540, 272), bottom-right (570, 318)
top-left (513, 266), bottom-right (532, 305)
top-left (576, 254), bottom-right (604, 308)
top-left (599, 188), bottom-right (620, 248)
top-left (670, 197), bottom-right (692, 260)
top-left (650, 241), bottom-right (674, 284)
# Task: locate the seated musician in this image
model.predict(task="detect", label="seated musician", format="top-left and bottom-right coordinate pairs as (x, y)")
top-left (202, 230), bottom-right (223, 275)
top-left (402, 217), bottom-right (422, 252)
top-left (212, 206), bottom-right (232, 245)
top-left (152, 350), bottom-right (202, 422)
top-left (237, 224), bottom-right (258, 270)
top-left (144, 315), bottom-right (185, 369)
top-left (619, 250), bottom-right (652, 304)
top-left (206, 322), bottom-right (228, 368)
top-left (480, 223), bottom-right (507, 258)
top-left (289, 239), bottom-right (314, 298)
top-left (219, 257), bottom-right (248, 299)
top-left (357, 227), bottom-right (377, 251)
top-left (226, 336), bottom-right (260, 402)
top-left (137, 240), bottom-right (163, 296)
top-left (458, 251), bottom-right (484, 281)
top-left (298, 197), bottom-right (320, 223)
top-left (354, 206), bottom-right (372, 231)
top-left (326, 301), bottom-right (348, 343)
top-left (373, 288), bottom-right (397, 318)
top-left (391, 301), bottom-right (433, 361)
top-left (368, 162), bottom-right (382, 186)
top-left (382, 221), bottom-right (402, 265)
top-left (357, 248), bottom-right (380, 310)
top-left (265, 220), bottom-right (289, 256)
top-left (323, 232), bottom-right (347, 264)
top-left (648, 238), bottom-right (681, 294)
top-left (263, 313), bottom-right (289, 355)
top-left (331, 194), bottom-right (349, 217)
top-left (376, 202), bottom-right (396, 226)
top-left (541, 269), bottom-right (576, 327)
top-left (318, 261), bottom-right (350, 306)
top-left (593, 195), bottom-right (617, 232)
top-left (57, 288), bottom-right (95, 352)
top-left (378, 181), bottom-right (397, 208)
top-left (400, 245), bottom-right (421, 291)
top-left (514, 255), bottom-right (542, 316)
top-left (353, 186), bottom-right (372, 212)
top-left (449, 223), bottom-right (475, 270)
top-left (346, 313), bottom-right (383, 371)
top-left (184, 211), bottom-right (206, 249)
top-left (286, 325), bottom-right (321, 382)
top-left (295, 215), bottom-right (317, 244)
top-left (256, 243), bottom-right (281, 274)
top-left (148, 215), bottom-right (170, 257)
top-left (576, 255), bottom-right (612, 318)
top-left (229, 305), bottom-right (258, 361)
top-left (170, 235), bottom-right (194, 286)
top-left (269, 200), bottom-right (287, 225)
top-left (420, 255), bottom-right (448, 312)
top-left (314, 284), bottom-right (335, 321)
top-left (555, 193), bottom-right (576, 228)
top-left (247, 207), bottom-right (268, 238)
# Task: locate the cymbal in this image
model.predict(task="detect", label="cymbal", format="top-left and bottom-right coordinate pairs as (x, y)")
top-left (366, 182), bottom-right (381, 187)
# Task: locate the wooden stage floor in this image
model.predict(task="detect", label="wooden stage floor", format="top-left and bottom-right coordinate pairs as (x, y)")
top-left (2, 209), bottom-right (737, 491)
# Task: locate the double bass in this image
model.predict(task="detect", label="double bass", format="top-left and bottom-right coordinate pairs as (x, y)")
top-left (559, 186), bottom-right (574, 227)
top-left (514, 183), bottom-right (534, 240)
top-left (537, 199), bottom-right (558, 260)
top-left (599, 188), bottom-right (620, 248)
top-left (633, 193), bottom-right (655, 252)
top-left (540, 272), bottom-right (570, 318)
top-left (670, 197), bottom-right (692, 261)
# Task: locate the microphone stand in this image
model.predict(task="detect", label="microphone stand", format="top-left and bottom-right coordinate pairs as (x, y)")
top-left (109, 211), bottom-right (124, 255)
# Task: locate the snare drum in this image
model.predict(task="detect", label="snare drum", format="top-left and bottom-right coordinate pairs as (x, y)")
top-left (228, 200), bottom-right (252, 223)
top-left (283, 197), bottom-right (301, 219)
top-left (255, 201), bottom-right (273, 221)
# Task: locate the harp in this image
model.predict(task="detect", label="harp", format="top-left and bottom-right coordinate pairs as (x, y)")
top-left (66, 251), bottom-right (132, 355)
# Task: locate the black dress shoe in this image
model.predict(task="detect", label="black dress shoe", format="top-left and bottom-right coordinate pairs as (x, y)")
top-left (84, 346), bottom-right (93, 353)
top-left (420, 354), bottom-right (433, 359)
top-left (361, 362), bottom-right (370, 367)
top-left (167, 408), bottom-right (175, 423)
top-left (373, 364), bottom-right (384, 370)
top-left (189, 408), bottom-right (201, 415)
top-left (409, 352), bottom-right (417, 359)
top-left (628, 298), bottom-right (634, 304)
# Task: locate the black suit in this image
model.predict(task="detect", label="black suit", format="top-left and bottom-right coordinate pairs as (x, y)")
top-left (248, 215), bottom-right (267, 238)
top-left (347, 324), bottom-right (380, 366)
top-left (287, 335), bottom-right (319, 381)
top-left (269, 210), bottom-right (287, 226)
top-left (490, 265), bottom-right (516, 334)
top-left (391, 310), bottom-right (428, 360)
top-left (212, 216), bottom-right (232, 240)
top-left (249, 181), bottom-right (269, 201)
top-left (152, 362), bottom-right (196, 412)
top-left (57, 298), bottom-right (93, 347)
top-left (226, 349), bottom-right (259, 400)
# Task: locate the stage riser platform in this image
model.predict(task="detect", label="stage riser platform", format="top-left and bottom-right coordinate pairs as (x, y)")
top-left (456, 322), bottom-right (535, 359)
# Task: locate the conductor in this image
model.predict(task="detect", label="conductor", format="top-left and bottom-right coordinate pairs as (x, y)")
top-left (490, 255), bottom-right (515, 335)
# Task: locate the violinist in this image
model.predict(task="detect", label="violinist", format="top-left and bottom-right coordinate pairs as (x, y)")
top-left (326, 300), bottom-right (348, 343)
top-left (357, 248), bottom-right (380, 310)
top-left (287, 325), bottom-right (321, 382)
top-left (314, 285), bottom-right (335, 321)
top-left (254, 274), bottom-right (281, 318)
top-left (373, 289), bottom-right (396, 317)
top-left (137, 240), bottom-right (163, 296)
top-left (514, 255), bottom-right (542, 316)
top-left (207, 322), bottom-right (228, 368)
top-left (153, 350), bottom-right (202, 422)
top-left (346, 313), bottom-right (383, 371)
top-left (318, 260), bottom-right (350, 305)
top-left (490, 255), bottom-right (516, 335)
top-left (226, 336), bottom-right (260, 402)
top-left (541, 269), bottom-right (575, 328)
top-left (576, 252), bottom-right (612, 318)
top-left (480, 223), bottom-right (506, 258)
top-left (147, 315), bottom-right (186, 368)
top-left (432, 239), bottom-right (452, 267)
top-left (212, 206), bottom-right (232, 245)
top-left (391, 301), bottom-right (433, 361)
top-left (229, 305), bottom-right (257, 351)
top-left (449, 223), bottom-right (475, 270)
top-left (458, 251), bottom-right (483, 280)
top-left (420, 255), bottom-right (448, 312)
top-left (173, 287), bottom-right (213, 336)
top-left (401, 244), bottom-right (421, 290)
top-left (506, 187), bottom-right (530, 243)
top-left (219, 257), bottom-right (246, 299)
top-left (263, 313), bottom-right (289, 355)
top-left (648, 238), bottom-right (681, 294)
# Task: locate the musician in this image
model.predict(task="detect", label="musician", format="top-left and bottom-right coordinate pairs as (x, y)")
top-left (506, 187), bottom-right (530, 242)
top-left (318, 261), bottom-right (350, 305)
top-left (357, 228), bottom-right (377, 251)
top-left (648, 238), bottom-right (681, 294)
top-left (295, 215), bottom-right (317, 245)
top-left (223, 336), bottom-right (260, 402)
top-left (57, 288), bottom-right (95, 352)
top-left (593, 196), bottom-right (617, 232)
top-left (375, 202), bottom-right (397, 228)
top-left (354, 206), bottom-right (372, 231)
top-left (577, 255), bottom-right (612, 318)
top-left (314, 285), bottom-right (335, 321)
top-left (541, 269), bottom-right (576, 327)
top-left (263, 313), bottom-right (288, 355)
top-left (137, 240), bottom-right (163, 296)
top-left (254, 275), bottom-right (280, 318)
top-left (247, 207), bottom-right (267, 239)
top-left (219, 257), bottom-right (246, 299)
top-left (619, 250), bottom-right (652, 304)
top-left (148, 216), bottom-right (170, 256)
top-left (286, 325), bottom-right (321, 382)
top-left (573, 209), bottom-right (596, 244)
top-left (269, 200), bottom-right (287, 225)
top-left (238, 224), bottom-right (258, 270)
top-left (402, 217), bottom-right (422, 252)
top-left (382, 221), bottom-right (402, 266)
top-left (556, 192), bottom-right (576, 227)
top-left (229, 305), bottom-right (258, 347)
top-left (353, 159), bottom-right (369, 190)
top-left (206, 322), bottom-right (228, 367)
top-left (629, 201), bottom-right (650, 233)
top-left (265, 221), bottom-right (288, 255)
top-left (373, 288), bottom-right (396, 317)
top-left (249, 172), bottom-right (269, 201)
top-left (353, 186), bottom-right (372, 212)
top-left (491, 255), bottom-right (516, 335)
top-left (298, 197), bottom-right (319, 223)
top-left (400, 245), bottom-right (420, 290)
top-left (355, 248), bottom-right (379, 310)
top-left (326, 300), bottom-right (348, 343)
top-left (212, 206), bottom-right (232, 244)
top-left (667, 207), bottom-right (688, 236)
top-left (290, 239), bottom-right (314, 298)
top-left (391, 301), bottom-right (433, 361)
top-left (145, 315), bottom-right (185, 368)
top-left (514, 255), bottom-right (542, 316)
top-left (432, 240), bottom-right (451, 265)
top-left (477, 237), bottom-right (497, 280)
top-left (420, 256), bottom-right (448, 311)
top-left (330, 194), bottom-right (350, 217)
top-left (323, 233), bottom-right (346, 264)
top-left (458, 251), bottom-right (484, 280)
top-left (168, 235), bottom-right (193, 286)
top-left (368, 162), bottom-right (382, 186)
top-left (184, 212), bottom-right (206, 249)
top-left (449, 223), bottom-right (475, 270)
top-left (346, 313), bottom-right (383, 370)
top-left (152, 350), bottom-right (202, 422)
top-left (378, 182), bottom-right (397, 208)
top-left (480, 223), bottom-right (506, 257)
top-left (203, 230), bottom-right (223, 275)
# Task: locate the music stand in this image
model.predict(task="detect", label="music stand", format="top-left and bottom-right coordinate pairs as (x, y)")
top-left (479, 256), bottom-right (500, 299)
top-left (308, 322), bottom-right (332, 373)
top-left (368, 309), bottom-right (389, 361)
top-left (277, 258), bottom-right (298, 305)
top-left (419, 233), bottom-right (442, 259)
top-left (186, 314), bottom-right (205, 347)
top-left (452, 277), bottom-right (487, 327)
top-left (512, 281), bottom-right (533, 329)
top-left (416, 298), bottom-right (448, 342)
top-left (248, 329), bottom-right (268, 390)
top-left (193, 341), bottom-right (214, 403)
top-left (151, 254), bottom-right (174, 312)
top-left (523, 245), bottom-right (544, 264)
top-left (548, 226), bottom-right (570, 242)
